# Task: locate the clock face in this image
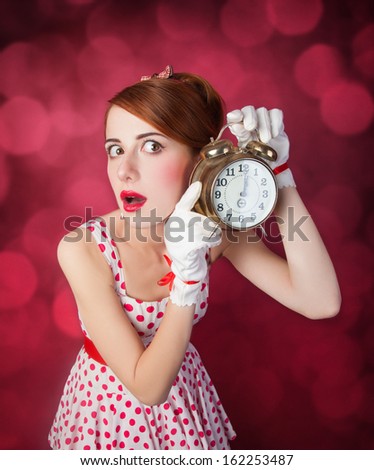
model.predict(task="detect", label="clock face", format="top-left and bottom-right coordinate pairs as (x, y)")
top-left (211, 158), bottom-right (277, 229)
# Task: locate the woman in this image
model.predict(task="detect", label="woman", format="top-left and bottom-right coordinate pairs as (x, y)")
top-left (49, 66), bottom-right (341, 450)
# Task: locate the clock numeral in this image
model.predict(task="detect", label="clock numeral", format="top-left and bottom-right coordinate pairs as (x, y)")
top-left (239, 163), bottom-right (249, 172)
top-left (262, 190), bottom-right (269, 198)
top-left (226, 167), bottom-right (235, 177)
top-left (215, 190), bottom-right (221, 199)
top-left (217, 203), bottom-right (224, 212)
top-left (259, 202), bottom-right (264, 210)
top-left (254, 168), bottom-right (258, 176)
top-left (239, 215), bottom-right (244, 223)
top-left (250, 212), bottom-right (257, 221)
top-left (216, 178), bottom-right (228, 187)
top-left (261, 178), bottom-right (267, 186)
top-left (225, 212), bottom-right (232, 221)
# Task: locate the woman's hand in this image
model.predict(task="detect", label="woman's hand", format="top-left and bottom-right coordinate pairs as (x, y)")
top-left (227, 106), bottom-right (296, 189)
top-left (164, 181), bottom-right (222, 306)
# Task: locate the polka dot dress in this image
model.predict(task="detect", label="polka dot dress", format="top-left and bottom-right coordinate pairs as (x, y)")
top-left (48, 218), bottom-right (236, 450)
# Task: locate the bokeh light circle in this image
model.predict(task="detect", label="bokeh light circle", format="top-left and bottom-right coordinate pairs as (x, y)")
top-left (76, 36), bottom-right (134, 99)
top-left (307, 203), bottom-right (345, 254)
top-left (354, 49), bottom-right (374, 79)
top-left (320, 81), bottom-right (373, 135)
top-left (312, 379), bottom-right (364, 420)
top-left (191, 47), bottom-right (244, 101)
top-left (290, 330), bottom-right (365, 420)
top-left (335, 241), bottom-right (374, 298)
top-left (365, 211), bottom-right (374, 249)
top-left (312, 184), bottom-right (363, 238)
top-left (229, 71), bottom-right (282, 109)
top-left (230, 364), bottom-right (284, 426)
top-left (157, 0), bottom-right (216, 41)
top-left (352, 23), bottom-right (374, 79)
top-left (0, 42), bottom-right (47, 98)
top-left (315, 334), bottom-right (363, 388)
top-left (247, 367), bottom-right (284, 421)
top-left (0, 151), bottom-right (11, 203)
top-left (0, 251), bottom-right (38, 309)
top-left (63, 175), bottom-right (114, 216)
top-left (220, 0), bottom-right (273, 48)
top-left (0, 96), bottom-right (51, 155)
top-left (52, 287), bottom-right (81, 338)
top-left (0, 336), bottom-right (26, 378)
top-left (294, 44), bottom-right (344, 98)
top-left (49, 88), bottom-right (104, 138)
top-left (363, 326), bottom-right (374, 371)
top-left (36, 127), bottom-right (70, 167)
top-left (66, 0), bottom-right (94, 4)
top-left (0, 299), bottom-right (50, 377)
top-left (0, 390), bottom-right (24, 449)
top-left (0, 35), bottom-right (73, 98)
top-left (266, 0), bottom-right (323, 35)
top-left (22, 208), bottom-right (68, 265)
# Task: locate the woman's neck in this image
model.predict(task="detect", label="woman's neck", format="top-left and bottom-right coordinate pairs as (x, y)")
top-left (108, 210), bottom-right (166, 250)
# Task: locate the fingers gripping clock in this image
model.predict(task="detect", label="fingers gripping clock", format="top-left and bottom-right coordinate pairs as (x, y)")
top-left (227, 106), bottom-right (296, 190)
top-left (190, 106), bottom-right (294, 231)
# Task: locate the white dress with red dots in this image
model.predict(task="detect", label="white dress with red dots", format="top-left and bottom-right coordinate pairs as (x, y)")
top-left (48, 218), bottom-right (236, 450)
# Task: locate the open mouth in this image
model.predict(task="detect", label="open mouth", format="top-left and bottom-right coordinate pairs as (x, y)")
top-left (120, 190), bottom-right (147, 212)
top-left (124, 196), bottom-right (144, 204)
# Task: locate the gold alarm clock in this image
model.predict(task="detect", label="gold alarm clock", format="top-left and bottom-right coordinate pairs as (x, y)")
top-left (190, 125), bottom-right (279, 231)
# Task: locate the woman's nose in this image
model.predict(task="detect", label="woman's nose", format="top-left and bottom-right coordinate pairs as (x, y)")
top-left (117, 154), bottom-right (139, 182)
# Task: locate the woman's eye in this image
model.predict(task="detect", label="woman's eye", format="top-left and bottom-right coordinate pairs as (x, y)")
top-left (143, 140), bottom-right (163, 154)
top-left (107, 145), bottom-right (124, 157)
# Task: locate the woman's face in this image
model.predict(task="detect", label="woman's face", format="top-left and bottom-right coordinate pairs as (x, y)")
top-left (105, 105), bottom-right (196, 226)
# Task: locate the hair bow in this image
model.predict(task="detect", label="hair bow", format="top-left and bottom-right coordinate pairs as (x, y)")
top-left (141, 65), bottom-right (174, 81)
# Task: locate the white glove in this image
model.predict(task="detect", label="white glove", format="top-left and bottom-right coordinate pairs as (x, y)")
top-left (227, 106), bottom-right (296, 188)
top-left (164, 182), bottom-right (222, 307)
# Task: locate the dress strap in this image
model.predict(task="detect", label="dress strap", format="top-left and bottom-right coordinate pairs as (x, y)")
top-left (84, 218), bottom-right (126, 296)
top-left (85, 218), bottom-right (119, 268)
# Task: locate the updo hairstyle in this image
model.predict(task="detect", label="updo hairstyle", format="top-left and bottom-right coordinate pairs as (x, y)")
top-left (107, 72), bottom-right (225, 154)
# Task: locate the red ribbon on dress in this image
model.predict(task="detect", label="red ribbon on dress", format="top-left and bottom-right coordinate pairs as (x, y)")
top-left (273, 162), bottom-right (289, 175)
top-left (157, 255), bottom-right (176, 290)
top-left (157, 254), bottom-right (199, 291)
top-left (84, 336), bottom-right (107, 365)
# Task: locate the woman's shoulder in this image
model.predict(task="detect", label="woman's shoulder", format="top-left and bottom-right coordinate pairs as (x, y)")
top-left (57, 227), bottom-right (98, 275)
top-left (59, 210), bottom-right (118, 248)
top-left (57, 212), bottom-right (117, 279)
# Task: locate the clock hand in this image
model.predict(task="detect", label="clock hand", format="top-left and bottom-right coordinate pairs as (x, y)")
top-left (240, 170), bottom-right (249, 197)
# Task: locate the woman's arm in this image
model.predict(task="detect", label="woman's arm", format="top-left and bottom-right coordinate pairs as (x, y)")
top-left (223, 106), bottom-right (341, 319)
top-left (58, 232), bottom-right (195, 406)
top-left (222, 187), bottom-right (341, 319)
top-left (58, 183), bottom-right (219, 406)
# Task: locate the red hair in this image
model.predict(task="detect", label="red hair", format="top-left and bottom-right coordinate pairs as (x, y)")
top-left (106, 72), bottom-right (225, 153)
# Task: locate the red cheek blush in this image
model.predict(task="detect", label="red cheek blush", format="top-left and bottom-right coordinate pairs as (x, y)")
top-left (159, 160), bottom-right (194, 186)
top-left (160, 164), bottom-right (186, 182)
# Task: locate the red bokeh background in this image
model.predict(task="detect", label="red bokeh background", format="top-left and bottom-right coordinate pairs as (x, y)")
top-left (0, 0), bottom-right (373, 450)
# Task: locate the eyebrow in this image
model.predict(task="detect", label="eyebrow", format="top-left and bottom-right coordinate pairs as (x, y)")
top-left (105, 132), bottom-right (168, 145)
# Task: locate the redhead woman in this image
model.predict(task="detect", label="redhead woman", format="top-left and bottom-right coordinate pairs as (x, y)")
top-left (49, 66), bottom-right (341, 450)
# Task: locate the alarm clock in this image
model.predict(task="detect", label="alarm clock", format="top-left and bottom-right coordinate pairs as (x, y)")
top-left (189, 126), bottom-right (278, 231)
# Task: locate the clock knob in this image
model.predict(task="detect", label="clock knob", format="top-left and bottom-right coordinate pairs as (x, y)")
top-left (245, 140), bottom-right (277, 161)
top-left (200, 139), bottom-right (235, 159)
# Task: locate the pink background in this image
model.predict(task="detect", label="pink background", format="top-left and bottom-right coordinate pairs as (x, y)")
top-left (0, 0), bottom-right (373, 450)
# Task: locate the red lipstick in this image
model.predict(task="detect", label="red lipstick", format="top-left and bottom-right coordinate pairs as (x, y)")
top-left (120, 190), bottom-right (147, 212)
